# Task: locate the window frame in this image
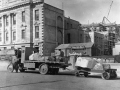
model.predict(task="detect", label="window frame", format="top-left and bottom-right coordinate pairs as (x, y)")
top-left (22, 29), bottom-right (25, 39)
top-left (35, 26), bottom-right (39, 38)
top-left (6, 16), bottom-right (9, 26)
top-left (6, 32), bottom-right (8, 41)
top-left (13, 14), bottom-right (16, 25)
top-left (22, 11), bottom-right (25, 22)
top-left (13, 31), bottom-right (16, 40)
top-left (35, 9), bottom-right (39, 21)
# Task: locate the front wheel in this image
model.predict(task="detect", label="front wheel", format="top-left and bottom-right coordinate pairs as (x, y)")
top-left (101, 72), bottom-right (110, 80)
top-left (7, 63), bottom-right (13, 72)
top-left (39, 64), bottom-right (49, 75)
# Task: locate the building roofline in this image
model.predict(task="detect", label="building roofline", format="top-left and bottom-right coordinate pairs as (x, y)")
top-left (0, 1), bottom-right (44, 12)
top-left (44, 3), bottom-right (64, 13)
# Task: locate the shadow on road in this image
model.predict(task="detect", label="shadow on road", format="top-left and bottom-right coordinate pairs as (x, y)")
top-left (86, 75), bottom-right (120, 80)
top-left (0, 80), bottom-right (63, 89)
top-left (18, 70), bottom-right (120, 80)
top-left (20, 70), bottom-right (75, 76)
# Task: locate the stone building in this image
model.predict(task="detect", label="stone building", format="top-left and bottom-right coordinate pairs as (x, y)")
top-left (0, 0), bottom-right (45, 50)
top-left (82, 23), bottom-right (117, 55)
top-left (0, 0), bottom-right (83, 56)
top-left (113, 42), bottom-right (120, 55)
top-left (64, 17), bottom-right (83, 44)
top-left (0, 0), bottom-right (65, 56)
top-left (88, 31), bottom-right (104, 56)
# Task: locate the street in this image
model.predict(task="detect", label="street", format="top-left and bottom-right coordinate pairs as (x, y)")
top-left (0, 70), bottom-right (120, 90)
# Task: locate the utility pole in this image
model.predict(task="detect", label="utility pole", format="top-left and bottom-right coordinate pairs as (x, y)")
top-left (62, 2), bottom-right (65, 44)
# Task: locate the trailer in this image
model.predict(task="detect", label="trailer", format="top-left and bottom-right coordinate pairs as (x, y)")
top-left (75, 66), bottom-right (117, 80)
top-left (74, 57), bottom-right (117, 80)
top-left (7, 47), bottom-right (71, 75)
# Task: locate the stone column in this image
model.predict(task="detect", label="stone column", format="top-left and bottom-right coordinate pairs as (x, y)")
top-left (8, 13), bottom-right (12, 44)
top-left (2, 15), bottom-right (5, 44)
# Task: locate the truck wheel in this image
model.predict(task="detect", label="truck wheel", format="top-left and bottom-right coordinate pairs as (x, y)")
top-left (7, 63), bottom-right (13, 73)
top-left (39, 64), bottom-right (48, 75)
top-left (101, 72), bottom-right (110, 80)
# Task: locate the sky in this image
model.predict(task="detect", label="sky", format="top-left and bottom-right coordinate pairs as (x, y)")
top-left (45, 0), bottom-right (120, 24)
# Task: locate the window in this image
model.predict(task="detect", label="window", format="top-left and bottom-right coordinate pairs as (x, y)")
top-left (35, 26), bottom-right (39, 38)
top-left (67, 33), bottom-right (71, 43)
top-left (71, 24), bottom-right (72, 28)
top-left (67, 23), bottom-right (69, 29)
top-left (22, 11), bottom-right (25, 22)
top-left (35, 9), bottom-right (39, 20)
top-left (0, 18), bottom-right (2, 27)
top-left (22, 30), bottom-right (25, 39)
top-left (0, 33), bottom-right (1, 41)
top-left (6, 16), bottom-right (9, 26)
top-left (13, 14), bottom-right (16, 25)
top-left (6, 32), bottom-right (8, 41)
top-left (13, 31), bottom-right (16, 40)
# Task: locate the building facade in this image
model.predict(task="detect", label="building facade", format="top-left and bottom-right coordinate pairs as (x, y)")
top-left (64, 17), bottom-right (83, 44)
top-left (0, 0), bottom-right (64, 56)
top-left (88, 31), bottom-right (104, 56)
top-left (113, 42), bottom-right (120, 55)
top-left (0, 0), bottom-right (45, 50)
top-left (82, 23), bottom-right (117, 55)
top-left (0, 0), bottom-right (83, 56)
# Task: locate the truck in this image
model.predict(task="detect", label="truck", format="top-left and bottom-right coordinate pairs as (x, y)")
top-left (7, 47), bottom-right (71, 75)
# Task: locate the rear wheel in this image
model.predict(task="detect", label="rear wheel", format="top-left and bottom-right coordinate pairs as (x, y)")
top-left (7, 63), bottom-right (13, 72)
top-left (101, 72), bottom-right (110, 80)
top-left (39, 64), bottom-right (49, 75)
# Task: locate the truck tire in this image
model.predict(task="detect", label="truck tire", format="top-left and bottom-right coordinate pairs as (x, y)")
top-left (101, 72), bottom-right (110, 80)
top-left (39, 64), bottom-right (49, 75)
top-left (7, 63), bottom-right (13, 72)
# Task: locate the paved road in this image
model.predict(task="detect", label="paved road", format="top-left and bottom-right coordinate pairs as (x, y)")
top-left (0, 61), bottom-right (120, 90)
top-left (0, 70), bottom-right (120, 90)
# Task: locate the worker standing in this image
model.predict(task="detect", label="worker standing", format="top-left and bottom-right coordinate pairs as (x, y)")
top-left (11, 49), bottom-right (21, 73)
top-left (11, 54), bottom-right (19, 73)
top-left (55, 49), bottom-right (64, 62)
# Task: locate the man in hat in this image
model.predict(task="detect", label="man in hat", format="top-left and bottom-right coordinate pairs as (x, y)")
top-left (55, 49), bottom-right (64, 62)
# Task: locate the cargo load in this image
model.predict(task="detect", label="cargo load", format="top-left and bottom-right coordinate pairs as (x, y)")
top-left (93, 63), bottom-right (103, 70)
top-left (75, 57), bottom-right (96, 69)
top-left (29, 53), bottom-right (45, 61)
